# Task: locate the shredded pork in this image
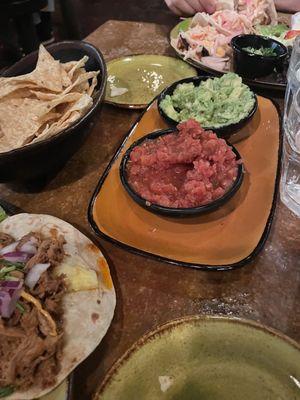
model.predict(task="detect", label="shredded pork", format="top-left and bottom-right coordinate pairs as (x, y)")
top-left (0, 232), bottom-right (66, 391)
top-left (0, 233), bottom-right (14, 250)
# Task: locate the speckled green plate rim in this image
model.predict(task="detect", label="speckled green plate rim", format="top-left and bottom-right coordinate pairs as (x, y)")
top-left (170, 19), bottom-right (287, 91)
top-left (94, 315), bottom-right (300, 399)
top-left (104, 54), bottom-right (198, 109)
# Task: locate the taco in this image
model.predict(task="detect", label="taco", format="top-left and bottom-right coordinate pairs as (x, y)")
top-left (0, 213), bottom-right (116, 399)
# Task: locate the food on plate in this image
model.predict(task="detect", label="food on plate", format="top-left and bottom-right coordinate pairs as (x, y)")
top-left (0, 45), bottom-right (99, 154)
top-left (174, 11), bottom-right (254, 70)
top-left (126, 119), bottom-right (240, 208)
top-left (255, 24), bottom-right (300, 46)
top-left (0, 213), bottom-right (115, 399)
top-left (109, 85), bottom-right (129, 97)
top-left (242, 46), bottom-right (277, 56)
top-left (255, 23), bottom-right (288, 38)
top-left (215, 0), bottom-right (277, 24)
top-left (171, 0), bottom-right (278, 70)
top-left (284, 30), bottom-right (300, 40)
top-left (160, 73), bottom-right (255, 128)
top-left (235, 0), bottom-right (277, 26)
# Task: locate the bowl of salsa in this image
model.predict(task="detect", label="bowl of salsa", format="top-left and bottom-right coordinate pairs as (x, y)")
top-left (120, 119), bottom-right (244, 217)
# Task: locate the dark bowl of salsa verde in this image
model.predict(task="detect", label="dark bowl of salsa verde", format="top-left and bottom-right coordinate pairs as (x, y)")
top-left (231, 34), bottom-right (288, 79)
top-left (120, 127), bottom-right (244, 217)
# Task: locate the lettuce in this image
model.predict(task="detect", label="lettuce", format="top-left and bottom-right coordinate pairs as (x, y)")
top-left (0, 206), bottom-right (7, 223)
top-left (256, 24), bottom-right (288, 37)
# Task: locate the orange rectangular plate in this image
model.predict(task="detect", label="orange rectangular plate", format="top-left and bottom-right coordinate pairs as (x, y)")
top-left (89, 97), bottom-right (281, 270)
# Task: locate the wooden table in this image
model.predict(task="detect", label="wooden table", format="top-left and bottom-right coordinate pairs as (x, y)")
top-left (1, 20), bottom-right (299, 400)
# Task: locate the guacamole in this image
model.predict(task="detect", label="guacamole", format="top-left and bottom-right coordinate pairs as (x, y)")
top-left (160, 73), bottom-right (255, 128)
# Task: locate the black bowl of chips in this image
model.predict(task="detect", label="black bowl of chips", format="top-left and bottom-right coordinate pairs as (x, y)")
top-left (0, 41), bottom-right (107, 183)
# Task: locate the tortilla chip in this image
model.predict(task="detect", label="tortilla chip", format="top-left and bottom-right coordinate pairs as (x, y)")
top-left (67, 56), bottom-right (89, 80)
top-left (0, 45), bottom-right (63, 94)
top-left (34, 111), bottom-right (81, 142)
top-left (0, 97), bottom-right (50, 151)
top-left (36, 93), bottom-right (93, 141)
top-left (61, 60), bottom-right (78, 72)
top-left (0, 81), bottom-right (42, 100)
top-left (60, 64), bottom-right (72, 88)
top-left (32, 44), bottom-right (64, 92)
top-left (64, 71), bottom-right (99, 95)
top-left (38, 111), bottom-right (62, 124)
top-left (30, 70), bottom-right (98, 100)
top-left (0, 92), bottom-right (83, 150)
top-left (87, 75), bottom-right (98, 97)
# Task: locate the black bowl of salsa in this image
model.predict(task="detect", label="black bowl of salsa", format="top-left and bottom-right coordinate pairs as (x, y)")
top-left (120, 123), bottom-right (244, 218)
top-left (231, 34), bottom-right (288, 79)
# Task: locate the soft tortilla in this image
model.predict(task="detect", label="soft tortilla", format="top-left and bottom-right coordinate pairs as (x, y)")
top-left (0, 213), bottom-right (116, 400)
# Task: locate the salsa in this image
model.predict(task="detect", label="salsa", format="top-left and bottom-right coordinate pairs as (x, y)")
top-left (127, 120), bottom-right (239, 208)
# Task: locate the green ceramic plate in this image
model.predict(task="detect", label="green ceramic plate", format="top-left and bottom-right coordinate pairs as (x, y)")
top-left (95, 316), bottom-right (300, 400)
top-left (105, 55), bottom-right (197, 109)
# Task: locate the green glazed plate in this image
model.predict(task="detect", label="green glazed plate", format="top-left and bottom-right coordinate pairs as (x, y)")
top-left (105, 54), bottom-right (197, 109)
top-left (95, 316), bottom-right (300, 400)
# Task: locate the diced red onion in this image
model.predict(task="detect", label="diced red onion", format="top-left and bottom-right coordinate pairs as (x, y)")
top-left (0, 292), bottom-right (12, 318)
top-left (0, 280), bottom-right (23, 289)
top-left (1, 251), bottom-right (31, 263)
top-left (0, 241), bottom-right (19, 256)
top-left (19, 243), bottom-right (37, 255)
top-left (0, 280), bottom-right (23, 318)
top-left (25, 263), bottom-right (50, 290)
top-left (19, 237), bottom-right (38, 255)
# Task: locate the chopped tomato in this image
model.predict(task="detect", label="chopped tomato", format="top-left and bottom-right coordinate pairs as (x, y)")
top-left (284, 30), bottom-right (300, 40)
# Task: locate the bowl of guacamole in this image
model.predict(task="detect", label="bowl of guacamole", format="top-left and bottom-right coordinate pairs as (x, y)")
top-left (158, 73), bottom-right (257, 138)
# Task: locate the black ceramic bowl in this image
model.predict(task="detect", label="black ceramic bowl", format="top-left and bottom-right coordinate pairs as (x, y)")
top-left (157, 76), bottom-right (257, 140)
top-left (120, 128), bottom-right (244, 217)
top-left (0, 41), bottom-right (107, 183)
top-left (231, 34), bottom-right (288, 79)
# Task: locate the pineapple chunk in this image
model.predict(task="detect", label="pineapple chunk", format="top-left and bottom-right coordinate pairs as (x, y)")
top-left (55, 262), bottom-right (98, 292)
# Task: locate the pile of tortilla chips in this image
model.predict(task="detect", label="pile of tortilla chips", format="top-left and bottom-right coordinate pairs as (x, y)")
top-left (0, 44), bottom-right (99, 153)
